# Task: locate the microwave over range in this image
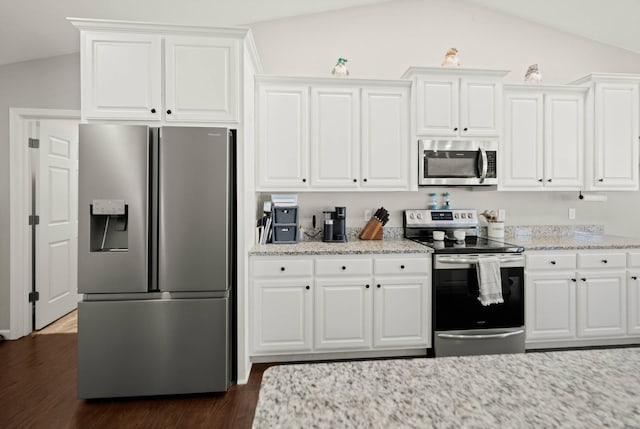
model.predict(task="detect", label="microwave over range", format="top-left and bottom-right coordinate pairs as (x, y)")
top-left (419, 139), bottom-right (498, 186)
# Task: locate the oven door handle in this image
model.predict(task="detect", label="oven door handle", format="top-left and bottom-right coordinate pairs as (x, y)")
top-left (437, 256), bottom-right (524, 264)
top-left (478, 147), bottom-right (488, 184)
top-left (437, 329), bottom-right (524, 340)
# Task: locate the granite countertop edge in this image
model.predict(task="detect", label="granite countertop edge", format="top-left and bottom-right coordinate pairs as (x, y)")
top-left (249, 239), bottom-right (433, 256)
top-left (505, 233), bottom-right (640, 251)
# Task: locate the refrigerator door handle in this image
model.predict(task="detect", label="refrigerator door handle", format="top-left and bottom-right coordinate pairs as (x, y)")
top-left (149, 128), bottom-right (160, 291)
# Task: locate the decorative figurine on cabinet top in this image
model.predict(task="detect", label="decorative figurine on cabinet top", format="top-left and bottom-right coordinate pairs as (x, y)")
top-left (524, 64), bottom-right (542, 83)
top-left (441, 48), bottom-right (460, 67)
top-left (331, 58), bottom-right (349, 77)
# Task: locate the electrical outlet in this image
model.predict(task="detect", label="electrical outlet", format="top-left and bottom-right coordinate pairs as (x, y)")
top-left (364, 209), bottom-right (372, 221)
top-left (568, 208), bottom-right (576, 220)
top-left (497, 209), bottom-right (506, 221)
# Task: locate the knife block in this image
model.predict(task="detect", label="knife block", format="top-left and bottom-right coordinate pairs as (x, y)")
top-left (359, 217), bottom-right (383, 240)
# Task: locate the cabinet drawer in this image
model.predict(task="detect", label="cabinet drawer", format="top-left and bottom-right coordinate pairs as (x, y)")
top-left (578, 252), bottom-right (626, 269)
top-left (628, 252), bottom-right (640, 268)
top-left (374, 257), bottom-right (429, 275)
top-left (527, 254), bottom-right (576, 270)
top-left (315, 258), bottom-right (372, 276)
top-left (253, 259), bottom-right (313, 278)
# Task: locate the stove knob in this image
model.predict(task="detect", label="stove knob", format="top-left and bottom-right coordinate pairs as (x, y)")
top-left (454, 213), bottom-right (459, 219)
top-left (461, 213), bottom-right (466, 219)
top-left (467, 212), bottom-right (474, 219)
top-left (416, 213), bottom-right (423, 220)
top-left (409, 213), bottom-right (415, 220)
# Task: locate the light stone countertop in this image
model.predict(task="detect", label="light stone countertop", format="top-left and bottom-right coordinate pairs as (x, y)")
top-left (504, 232), bottom-right (640, 251)
top-left (249, 238), bottom-right (433, 256)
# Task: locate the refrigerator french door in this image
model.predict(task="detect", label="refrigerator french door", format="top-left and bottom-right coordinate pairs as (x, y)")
top-left (77, 124), bottom-right (236, 399)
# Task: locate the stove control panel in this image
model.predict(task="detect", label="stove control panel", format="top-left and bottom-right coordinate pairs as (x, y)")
top-left (404, 209), bottom-right (478, 227)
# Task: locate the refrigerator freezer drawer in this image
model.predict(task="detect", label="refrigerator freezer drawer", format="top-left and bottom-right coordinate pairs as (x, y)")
top-left (77, 298), bottom-right (229, 398)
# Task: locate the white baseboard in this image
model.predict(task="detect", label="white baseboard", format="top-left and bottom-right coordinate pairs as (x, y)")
top-left (0, 329), bottom-right (13, 340)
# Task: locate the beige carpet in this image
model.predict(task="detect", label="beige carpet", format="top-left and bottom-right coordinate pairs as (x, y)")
top-left (32, 309), bottom-right (77, 335)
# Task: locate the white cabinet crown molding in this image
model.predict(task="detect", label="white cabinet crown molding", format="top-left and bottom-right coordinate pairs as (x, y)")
top-left (570, 73), bottom-right (640, 86)
top-left (401, 66), bottom-right (509, 79)
top-left (255, 74), bottom-right (411, 89)
top-left (504, 84), bottom-right (588, 94)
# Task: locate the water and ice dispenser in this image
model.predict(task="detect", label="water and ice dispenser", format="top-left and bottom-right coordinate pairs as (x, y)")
top-left (90, 199), bottom-right (128, 252)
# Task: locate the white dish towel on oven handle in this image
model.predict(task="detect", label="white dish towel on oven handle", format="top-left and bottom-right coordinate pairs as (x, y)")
top-left (477, 256), bottom-right (503, 306)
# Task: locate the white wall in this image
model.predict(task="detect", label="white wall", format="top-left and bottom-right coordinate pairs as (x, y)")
top-left (0, 53), bottom-right (80, 330)
top-left (249, 0), bottom-right (640, 235)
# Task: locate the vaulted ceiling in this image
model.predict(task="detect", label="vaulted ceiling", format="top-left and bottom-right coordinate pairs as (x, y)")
top-left (1, 0), bottom-right (638, 67)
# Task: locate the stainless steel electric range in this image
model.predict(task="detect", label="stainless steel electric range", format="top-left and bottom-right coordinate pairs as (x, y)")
top-left (404, 209), bottom-right (526, 357)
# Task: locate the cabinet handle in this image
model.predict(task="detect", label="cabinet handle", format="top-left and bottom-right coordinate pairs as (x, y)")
top-left (353, 179), bottom-right (357, 183)
top-left (581, 278), bottom-right (587, 282)
top-left (571, 278), bottom-right (577, 282)
top-left (341, 266), bottom-right (346, 270)
top-left (302, 178), bottom-right (307, 183)
top-left (365, 284), bottom-right (370, 289)
top-left (598, 178), bottom-right (604, 182)
top-left (363, 178), bottom-right (368, 182)
top-left (400, 265), bottom-right (405, 269)
top-left (377, 284), bottom-right (381, 288)
top-left (537, 179), bottom-right (543, 182)
top-left (463, 127), bottom-right (468, 132)
top-left (547, 179), bottom-right (552, 183)
top-left (453, 127), bottom-right (458, 131)
top-left (550, 261), bottom-right (556, 265)
top-left (166, 109), bottom-right (172, 115)
top-left (305, 285), bottom-right (310, 290)
top-left (280, 267), bottom-right (285, 271)
top-left (150, 108), bottom-right (156, 113)
top-left (601, 259), bottom-right (608, 264)
top-left (632, 276), bottom-right (638, 280)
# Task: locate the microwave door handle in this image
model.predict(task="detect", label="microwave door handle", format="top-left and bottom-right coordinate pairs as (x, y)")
top-left (478, 147), bottom-right (488, 183)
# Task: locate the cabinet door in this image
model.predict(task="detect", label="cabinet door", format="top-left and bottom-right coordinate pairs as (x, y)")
top-left (577, 271), bottom-right (627, 338)
top-left (544, 93), bottom-right (584, 189)
top-left (314, 278), bottom-right (372, 350)
top-left (591, 83), bottom-right (639, 190)
top-left (525, 272), bottom-right (576, 341)
top-left (460, 78), bottom-right (501, 136)
top-left (628, 272), bottom-right (640, 335)
top-left (257, 84), bottom-right (309, 189)
top-left (373, 277), bottom-right (430, 348)
top-left (82, 32), bottom-right (161, 120)
top-left (164, 36), bottom-right (238, 122)
top-left (361, 86), bottom-right (410, 189)
top-left (501, 93), bottom-right (544, 190)
top-left (310, 87), bottom-right (360, 188)
top-left (252, 279), bottom-right (313, 353)
top-left (416, 77), bottom-right (458, 136)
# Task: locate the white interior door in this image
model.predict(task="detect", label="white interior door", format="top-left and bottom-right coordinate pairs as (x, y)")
top-left (35, 120), bottom-right (79, 329)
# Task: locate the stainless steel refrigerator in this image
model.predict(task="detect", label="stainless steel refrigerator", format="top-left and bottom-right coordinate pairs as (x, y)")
top-left (77, 124), bottom-right (236, 399)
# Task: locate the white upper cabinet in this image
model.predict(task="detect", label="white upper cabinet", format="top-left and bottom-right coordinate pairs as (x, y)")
top-left (70, 19), bottom-right (258, 123)
top-left (501, 86), bottom-right (585, 191)
top-left (164, 36), bottom-right (238, 122)
top-left (81, 32), bottom-right (162, 121)
top-left (256, 77), bottom-right (411, 192)
top-left (257, 83), bottom-right (309, 189)
top-left (572, 74), bottom-right (640, 191)
top-left (403, 67), bottom-right (508, 137)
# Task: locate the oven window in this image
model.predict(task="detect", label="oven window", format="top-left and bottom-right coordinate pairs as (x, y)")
top-left (424, 151), bottom-right (478, 178)
top-left (434, 266), bottom-right (524, 330)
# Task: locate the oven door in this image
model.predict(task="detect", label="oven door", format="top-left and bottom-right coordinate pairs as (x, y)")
top-left (433, 255), bottom-right (525, 331)
top-left (418, 140), bottom-right (497, 186)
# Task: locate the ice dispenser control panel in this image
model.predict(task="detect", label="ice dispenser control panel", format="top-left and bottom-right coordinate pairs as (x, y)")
top-left (92, 199), bottom-right (126, 215)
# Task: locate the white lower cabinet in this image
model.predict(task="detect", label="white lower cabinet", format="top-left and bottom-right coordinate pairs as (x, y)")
top-left (314, 278), bottom-right (372, 350)
top-left (576, 270), bottom-right (627, 338)
top-left (525, 272), bottom-right (576, 341)
top-left (628, 271), bottom-right (640, 335)
top-left (250, 253), bottom-right (431, 358)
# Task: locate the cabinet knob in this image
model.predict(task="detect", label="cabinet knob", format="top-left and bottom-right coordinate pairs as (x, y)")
top-left (363, 178), bottom-right (368, 182)
top-left (571, 278), bottom-right (577, 282)
top-left (341, 266), bottom-right (346, 270)
top-left (598, 178), bottom-right (604, 182)
top-left (581, 278), bottom-right (587, 282)
top-left (353, 179), bottom-right (357, 183)
top-left (150, 108), bottom-right (156, 113)
top-left (400, 265), bottom-right (405, 269)
top-left (302, 178), bottom-right (306, 183)
top-left (453, 127), bottom-right (458, 131)
top-left (601, 259), bottom-right (608, 264)
top-left (547, 179), bottom-right (552, 183)
top-left (463, 127), bottom-right (468, 132)
top-left (538, 179), bottom-right (543, 182)
top-left (280, 267), bottom-right (285, 271)
top-left (166, 109), bottom-right (172, 115)
top-left (550, 261), bottom-right (556, 265)
top-left (365, 284), bottom-right (370, 289)
top-left (632, 276), bottom-right (638, 280)
top-left (305, 285), bottom-right (310, 290)
top-left (377, 284), bottom-right (381, 288)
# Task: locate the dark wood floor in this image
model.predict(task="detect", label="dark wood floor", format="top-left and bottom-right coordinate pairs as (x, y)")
top-left (0, 334), bottom-right (271, 429)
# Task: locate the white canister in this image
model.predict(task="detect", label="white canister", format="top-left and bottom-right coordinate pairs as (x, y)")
top-left (487, 222), bottom-right (505, 239)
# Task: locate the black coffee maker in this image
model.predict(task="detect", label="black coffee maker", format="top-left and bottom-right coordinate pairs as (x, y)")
top-left (322, 207), bottom-right (347, 243)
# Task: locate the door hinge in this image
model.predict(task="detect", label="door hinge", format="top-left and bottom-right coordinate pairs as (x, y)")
top-left (28, 138), bottom-right (39, 149)
top-left (28, 291), bottom-right (40, 303)
top-left (28, 215), bottom-right (40, 225)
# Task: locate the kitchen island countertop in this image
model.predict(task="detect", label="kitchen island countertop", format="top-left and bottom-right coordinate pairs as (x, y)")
top-left (249, 239), bottom-right (433, 256)
top-left (504, 233), bottom-right (640, 251)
